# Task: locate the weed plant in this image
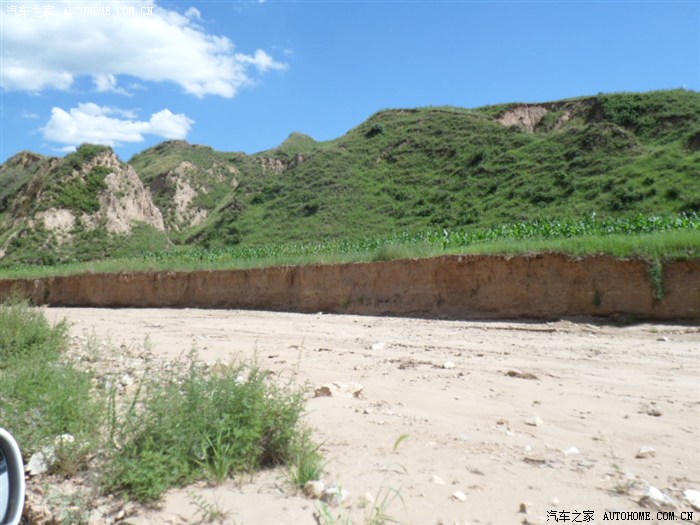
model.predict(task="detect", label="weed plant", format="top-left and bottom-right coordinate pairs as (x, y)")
top-left (0, 300), bottom-right (102, 473)
top-left (104, 358), bottom-right (322, 502)
top-left (0, 301), bottom-right (324, 503)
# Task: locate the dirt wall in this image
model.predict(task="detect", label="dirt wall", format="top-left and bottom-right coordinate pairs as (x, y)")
top-left (1, 254), bottom-right (699, 320)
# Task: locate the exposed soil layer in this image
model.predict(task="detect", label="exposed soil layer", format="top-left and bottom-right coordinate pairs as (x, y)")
top-left (2, 254), bottom-right (700, 320)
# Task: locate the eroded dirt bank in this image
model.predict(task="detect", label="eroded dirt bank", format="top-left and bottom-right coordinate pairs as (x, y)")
top-left (3, 254), bottom-right (700, 320)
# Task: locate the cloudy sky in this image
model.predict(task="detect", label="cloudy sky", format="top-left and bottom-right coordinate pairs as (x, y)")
top-left (1, 1), bottom-right (698, 162)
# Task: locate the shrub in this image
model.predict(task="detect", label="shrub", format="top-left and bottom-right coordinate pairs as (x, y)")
top-left (0, 298), bottom-right (67, 364)
top-left (56, 166), bottom-right (109, 213)
top-left (0, 301), bottom-right (102, 471)
top-left (105, 359), bottom-right (320, 501)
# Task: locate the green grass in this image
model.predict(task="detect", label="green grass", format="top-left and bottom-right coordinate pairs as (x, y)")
top-left (0, 300), bottom-right (102, 474)
top-left (0, 297), bottom-right (68, 363)
top-left (445, 229), bottom-right (699, 259)
top-left (0, 300), bottom-right (324, 505)
top-left (104, 358), bottom-right (321, 502)
top-left (226, 89), bottom-right (700, 247)
top-left (0, 213), bottom-right (697, 279)
top-left (55, 165), bottom-right (110, 213)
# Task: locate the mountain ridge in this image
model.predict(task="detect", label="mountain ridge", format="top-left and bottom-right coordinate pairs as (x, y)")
top-left (1, 89), bottom-right (699, 265)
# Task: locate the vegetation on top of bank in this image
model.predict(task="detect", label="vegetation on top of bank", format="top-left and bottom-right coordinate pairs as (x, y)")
top-left (0, 213), bottom-right (697, 279)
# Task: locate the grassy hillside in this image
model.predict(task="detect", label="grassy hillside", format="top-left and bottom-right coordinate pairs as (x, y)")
top-left (135, 89), bottom-right (698, 249)
top-left (1, 89), bottom-right (699, 268)
top-left (227, 90), bottom-right (700, 246)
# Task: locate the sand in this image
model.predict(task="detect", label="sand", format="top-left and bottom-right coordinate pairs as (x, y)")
top-left (42, 308), bottom-right (700, 525)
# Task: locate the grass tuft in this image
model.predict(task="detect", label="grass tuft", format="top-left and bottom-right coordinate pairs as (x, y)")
top-left (0, 301), bottom-right (324, 505)
top-left (104, 358), bottom-right (321, 501)
top-left (0, 300), bottom-right (102, 473)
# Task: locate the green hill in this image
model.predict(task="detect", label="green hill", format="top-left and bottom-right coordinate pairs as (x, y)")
top-left (1, 89), bottom-right (699, 267)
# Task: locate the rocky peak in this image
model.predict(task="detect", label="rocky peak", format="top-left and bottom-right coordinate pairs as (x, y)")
top-left (40, 148), bottom-right (164, 236)
top-left (5, 151), bottom-right (47, 169)
top-left (258, 153), bottom-right (307, 175)
top-left (93, 157), bottom-right (165, 234)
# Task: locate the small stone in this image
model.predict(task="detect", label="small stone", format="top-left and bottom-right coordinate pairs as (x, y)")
top-left (640, 485), bottom-right (674, 508)
top-left (54, 433), bottom-right (75, 447)
top-left (431, 475), bottom-right (446, 486)
top-left (363, 407), bottom-right (373, 415)
top-left (88, 506), bottom-right (107, 524)
top-left (443, 361), bottom-right (456, 370)
top-left (550, 497), bottom-right (559, 506)
top-left (563, 447), bottom-right (580, 456)
top-left (321, 485), bottom-right (349, 506)
top-left (451, 490), bottom-right (467, 502)
top-left (524, 417), bottom-right (543, 427)
top-left (647, 408), bottom-right (662, 417)
top-left (315, 382), bottom-right (364, 398)
top-left (371, 342), bottom-right (386, 351)
top-left (684, 489), bottom-right (700, 511)
top-left (363, 492), bottom-right (375, 505)
top-left (636, 446), bottom-right (656, 459)
top-left (523, 453), bottom-right (546, 464)
top-left (314, 385), bottom-right (333, 397)
top-left (505, 370), bottom-right (539, 380)
top-left (120, 373), bottom-right (134, 387)
top-left (26, 447), bottom-right (55, 476)
top-left (657, 336), bottom-right (669, 342)
top-left (303, 480), bottom-right (325, 499)
top-left (332, 381), bottom-right (363, 398)
top-left (519, 502), bottom-right (532, 514)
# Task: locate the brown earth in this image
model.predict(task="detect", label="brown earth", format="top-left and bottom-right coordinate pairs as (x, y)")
top-left (37, 307), bottom-right (700, 525)
top-left (2, 254), bottom-right (700, 320)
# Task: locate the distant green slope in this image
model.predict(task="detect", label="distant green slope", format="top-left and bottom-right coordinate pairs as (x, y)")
top-left (1, 89), bottom-right (699, 266)
top-left (210, 89), bottom-right (700, 246)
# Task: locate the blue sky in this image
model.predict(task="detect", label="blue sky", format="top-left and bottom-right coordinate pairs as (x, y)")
top-left (1, 0), bottom-right (698, 163)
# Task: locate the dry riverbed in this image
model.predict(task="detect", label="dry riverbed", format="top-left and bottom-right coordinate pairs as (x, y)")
top-left (36, 308), bottom-right (700, 525)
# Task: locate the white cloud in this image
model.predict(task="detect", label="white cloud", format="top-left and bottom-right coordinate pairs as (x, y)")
top-left (147, 109), bottom-right (195, 139)
top-left (235, 49), bottom-right (287, 73)
top-left (21, 111), bottom-right (40, 119)
top-left (184, 7), bottom-right (201, 20)
top-left (41, 103), bottom-right (194, 147)
top-left (93, 73), bottom-right (132, 96)
top-left (1, 1), bottom-right (286, 98)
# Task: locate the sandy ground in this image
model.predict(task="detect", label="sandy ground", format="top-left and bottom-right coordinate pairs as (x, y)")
top-left (43, 308), bottom-right (700, 525)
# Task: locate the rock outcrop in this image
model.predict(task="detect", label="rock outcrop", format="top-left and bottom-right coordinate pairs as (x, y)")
top-left (86, 151), bottom-right (165, 234)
